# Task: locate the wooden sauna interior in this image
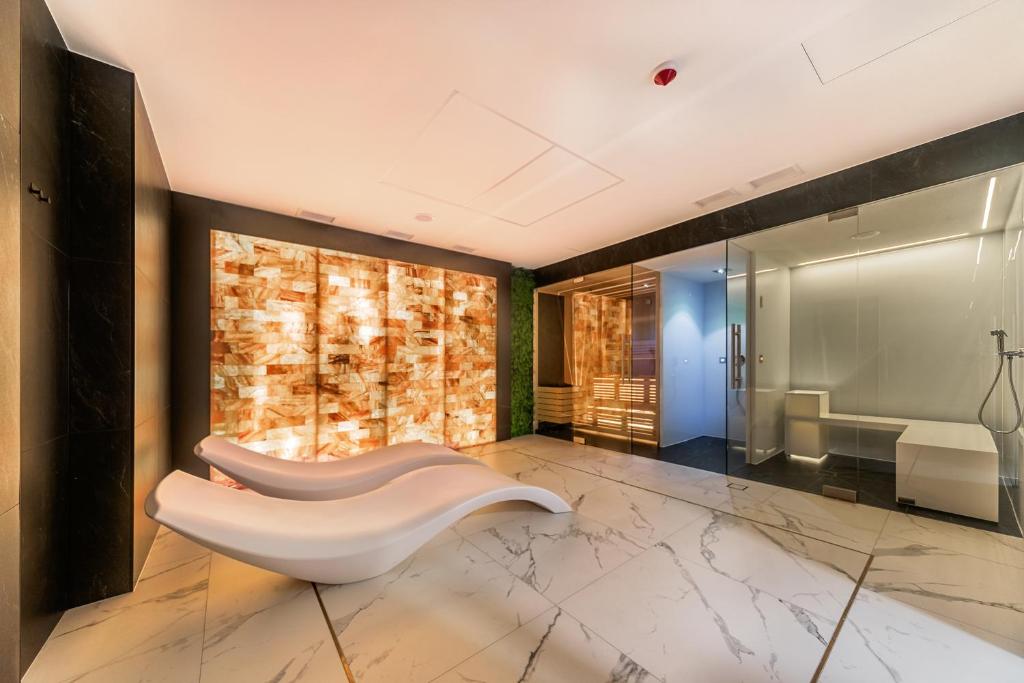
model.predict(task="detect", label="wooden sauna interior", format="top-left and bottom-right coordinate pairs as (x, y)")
top-left (534, 265), bottom-right (659, 450)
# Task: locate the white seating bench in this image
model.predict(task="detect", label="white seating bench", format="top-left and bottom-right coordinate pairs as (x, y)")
top-left (784, 390), bottom-right (999, 522)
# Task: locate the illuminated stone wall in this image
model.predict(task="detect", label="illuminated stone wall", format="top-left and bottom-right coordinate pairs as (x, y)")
top-left (210, 230), bottom-right (497, 479)
top-left (444, 270), bottom-right (498, 447)
top-left (210, 231), bottom-right (318, 471)
top-left (385, 262), bottom-right (446, 445)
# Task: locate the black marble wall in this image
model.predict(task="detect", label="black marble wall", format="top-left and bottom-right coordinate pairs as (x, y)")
top-left (0, 0), bottom-right (20, 676)
top-left (67, 54), bottom-right (136, 606)
top-left (534, 113), bottom-right (1024, 286)
top-left (170, 194), bottom-right (514, 478)
top-left (19, 0), bottom-right (70, 671)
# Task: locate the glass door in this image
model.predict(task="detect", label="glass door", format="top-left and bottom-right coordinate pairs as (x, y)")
top-left (725, 242), bottom-right (751, 473)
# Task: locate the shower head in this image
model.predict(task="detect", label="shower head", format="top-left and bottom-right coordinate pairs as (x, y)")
top-left (991, 329), bottom-right (1008, 354)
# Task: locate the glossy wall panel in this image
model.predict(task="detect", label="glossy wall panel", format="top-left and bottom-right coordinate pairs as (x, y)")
top-left (210, 231), bottom-right (497, 467)
top-left (132, 82), bottom-right (172, 583)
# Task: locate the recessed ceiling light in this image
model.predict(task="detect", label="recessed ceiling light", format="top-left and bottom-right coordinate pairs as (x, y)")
top-left (414, 213), bottom-right (433, 222)
top-left (453, 244), bottom-right (476, 254)
top-left (850, 230), bottom-right (881, 240)
top-left (713, 268), bottom-right (727, 274)
top-left (384, 229), bottom-right (414, 240)
top-left (573, 276), bottom-right (585, 284)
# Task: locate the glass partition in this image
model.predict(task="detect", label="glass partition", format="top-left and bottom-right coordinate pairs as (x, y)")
top-left (726, 164), bottom-right (1024, 534)
top-left (533, 164), bottom-right (1023, 535)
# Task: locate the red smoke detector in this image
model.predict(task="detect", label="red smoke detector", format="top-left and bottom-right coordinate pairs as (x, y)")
top-left (652, 61), bottom-right (678, 87)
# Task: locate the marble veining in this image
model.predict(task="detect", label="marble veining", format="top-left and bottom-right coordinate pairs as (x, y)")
top-left (317, 537), bottom-right (551, 683)
top-left (574, 481), bottom-right (708, 545)
top-left (465, 509), bottom-right (647, 602)
top-left (434, 607), bottom-right (658, 683)
top-left (200, 553), bottom-right (343, 682)
top-left (561, 537), bottom-right (840, 682)
top-left (820, 586), bottom-right (1024, 682)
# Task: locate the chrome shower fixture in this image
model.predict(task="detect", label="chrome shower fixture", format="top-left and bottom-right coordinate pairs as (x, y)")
top-left (978, 329), bottom-right (1024, 434)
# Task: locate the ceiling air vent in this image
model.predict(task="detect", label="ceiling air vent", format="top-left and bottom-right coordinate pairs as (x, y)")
top-left (694, 188), bottom-right (741, 209)
top-left (452, 244), bottom-right (477, 254)
top-left (749, 165), bottom-right (803, 189)
top-left (828, 207), bottom-right (859, 222)
top-left (384, 229), bottom-right (414, 240)
top-left (296, 209), bottom-right (335, 223)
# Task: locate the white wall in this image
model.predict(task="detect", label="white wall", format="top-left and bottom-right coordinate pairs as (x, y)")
top-left (660, 273), bottom-right (705, 445)
top-left (702, 280), bottom-right (727, 438)
top-left (789, 237), bottom-right (1005, 458)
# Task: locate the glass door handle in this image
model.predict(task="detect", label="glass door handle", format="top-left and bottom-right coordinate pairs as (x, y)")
top-left (731, 324), bottom-right (745, 389)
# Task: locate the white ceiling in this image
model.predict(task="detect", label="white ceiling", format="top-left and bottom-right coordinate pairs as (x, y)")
top-left (47, 0), bottom-right (1024, 268)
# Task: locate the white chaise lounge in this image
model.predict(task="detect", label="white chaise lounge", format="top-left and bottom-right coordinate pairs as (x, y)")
top-left (146, 464), bottom-right (571, 583)
top-left (195, 436), bottom-right (484, 500)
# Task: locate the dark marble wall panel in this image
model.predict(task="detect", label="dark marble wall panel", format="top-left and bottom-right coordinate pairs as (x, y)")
top-left (0, 1), bottom-right (20, 677)
top-left (0, 506), bottom-right (19, 683)
top-left (19, 0), bottom-right (69, 673)
top-left (0, 0), bottom-right (20, 518)
top-left (66, 54), bottom-right (136, 605)
top-left (18, 435), bottom-right (68, 673)
top-left (171, 194), bottom-right (513, 476)
top-left (534, 112), bottom-right (1024, 286)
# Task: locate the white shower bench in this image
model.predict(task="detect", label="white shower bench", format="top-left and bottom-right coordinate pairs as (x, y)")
top-left (784, 390), bottom-right (999, 522)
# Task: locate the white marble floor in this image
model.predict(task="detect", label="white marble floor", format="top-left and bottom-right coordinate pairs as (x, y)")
top-left (24, 434), bottom-right (1024, 682)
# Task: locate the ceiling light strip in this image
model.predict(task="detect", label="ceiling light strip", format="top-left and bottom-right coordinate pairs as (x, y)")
top-left (796, 233), bottom-right (970, 267)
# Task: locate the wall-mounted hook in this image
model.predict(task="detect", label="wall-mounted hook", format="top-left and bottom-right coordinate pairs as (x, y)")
top-left (28, 182), bottom-right (51, 204)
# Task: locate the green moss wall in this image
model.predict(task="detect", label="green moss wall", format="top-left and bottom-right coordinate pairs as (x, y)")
top-left (510, 268), bottom-right (535, 437)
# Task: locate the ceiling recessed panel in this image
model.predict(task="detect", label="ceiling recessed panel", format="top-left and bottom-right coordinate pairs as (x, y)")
top-left (470, 147), bottom-right (620, 226)
top-left (802, 0), bottom-right (996, 83)
top-left (383, 92), bottom-right (552, 206)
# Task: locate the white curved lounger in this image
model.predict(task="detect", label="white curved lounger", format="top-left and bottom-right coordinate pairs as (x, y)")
top-left (195, 435), bottom-right (484, 500)
top-left (146, 465), bottom-right (571, 584)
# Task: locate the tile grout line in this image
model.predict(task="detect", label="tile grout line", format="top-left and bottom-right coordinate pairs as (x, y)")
top-left (313, 582), bottom-right (357, 683)
top-left (811, 554), bottom-right (873, 683)
top-left (197, 551), bottom-right (213, 683)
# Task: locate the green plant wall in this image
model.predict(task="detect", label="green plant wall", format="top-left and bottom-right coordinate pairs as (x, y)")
top-left (510, 268), bottom-right (535, 437)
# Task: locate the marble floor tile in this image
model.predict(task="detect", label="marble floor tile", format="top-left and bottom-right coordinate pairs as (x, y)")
top-left (865, 545), bottom-right (1024, 644)
top-left (628, 469), bottom-right (733, 509)
top-left (317, 537), bottom-right (551, 683)
top-left (763, 487), bottom-right (890, 533)
top-left (664, 509), bottom-right (868, 629)
top-left (465, 509), bottom-right (646, 602)
top-left (713, 496), bottom-right (881, 554)
top-left (24, 528), bottom-right (209, 683)
top-left (547, 450), bottom-right (647, 480)
top-left (479, 451), bottom-right (609, 506)
top-left (880, 511), bottom-right (1024, 569)
top-left (434, 607), bottom-right (658, 683)
top-left (575, 481), bottom-right (708, 545)
top-left (820, 586), bottom-right (1024, 683)
top-left (201, 553), bottom-right (343, 682)
top-left (562, 540), bottom-right (840, 682)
